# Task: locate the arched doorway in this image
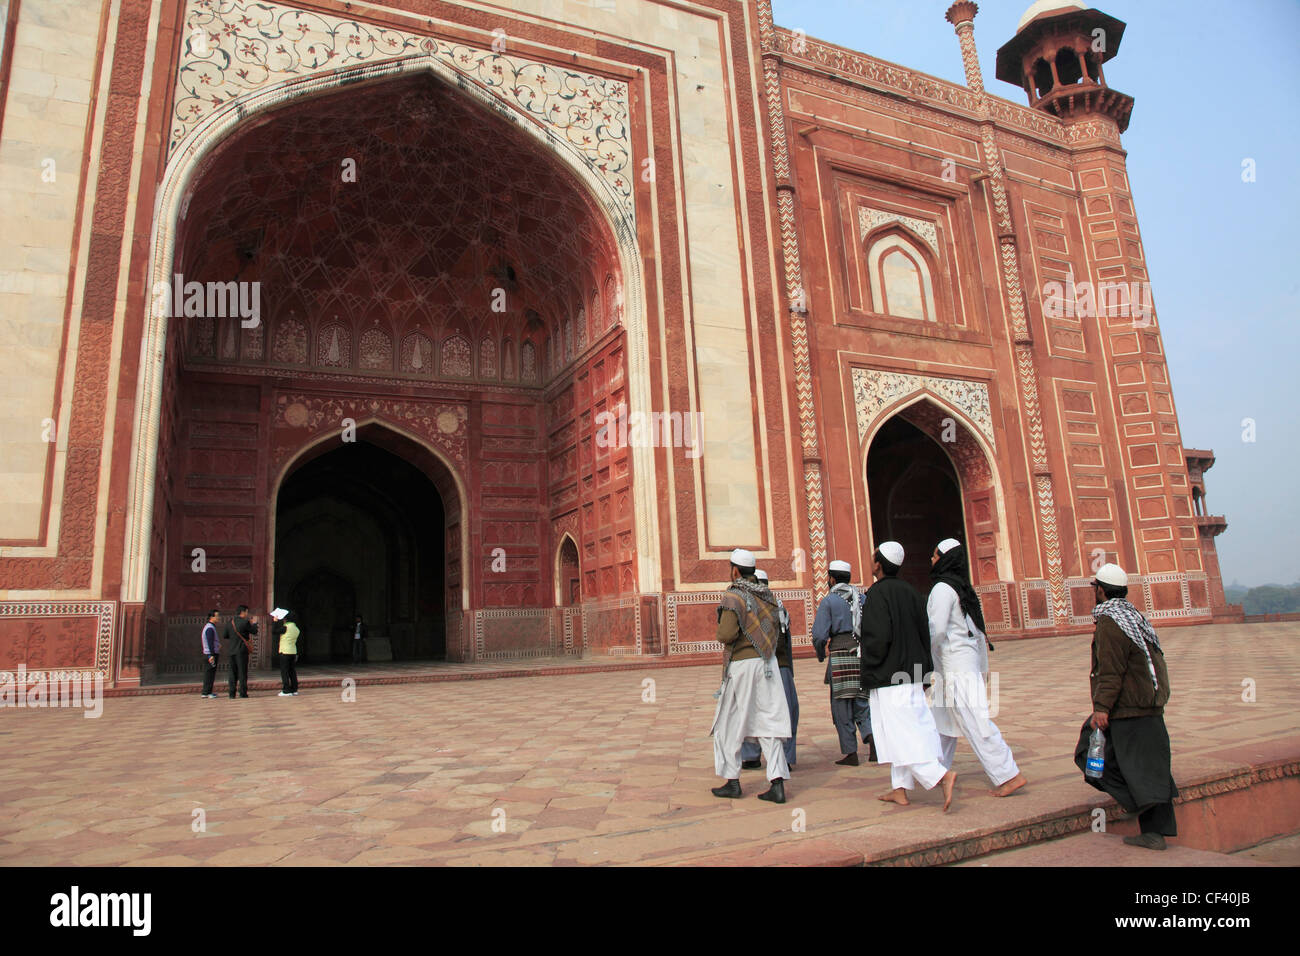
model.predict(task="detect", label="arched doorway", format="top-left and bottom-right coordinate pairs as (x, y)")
top-left (556, 535), bottom-right (581, 607)
top-left (274, 439), bottom-right (446, 662)
top-left (135, 65), bottom-right (648, 667)
top-left (867, 417), bottom-right (965, 594)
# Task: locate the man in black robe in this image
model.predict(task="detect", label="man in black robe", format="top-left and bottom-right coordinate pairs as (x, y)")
top-left (1074, 563), bottom-right (1178, 849)
top-left (859, 541), bottom-right (956, 810)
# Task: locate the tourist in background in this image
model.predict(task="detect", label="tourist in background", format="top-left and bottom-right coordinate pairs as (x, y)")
top-left (352, 613), bottom-right (366, 664)
top-left (273, 608), bottom-right (300, 697)
top-left (225, 604), bottom-right (258, 699)
top-left (1075, 563), bottom-right (1177, 850)
top-left (200, 609), bottom-right (221, 698)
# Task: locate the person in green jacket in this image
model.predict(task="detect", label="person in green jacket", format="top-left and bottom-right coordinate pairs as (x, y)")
top-left (272, 608), bottom-right (300, 697)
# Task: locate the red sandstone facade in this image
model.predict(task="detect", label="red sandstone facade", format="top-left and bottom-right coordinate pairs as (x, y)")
top-left (0, 0), bottom-right (1232, 686)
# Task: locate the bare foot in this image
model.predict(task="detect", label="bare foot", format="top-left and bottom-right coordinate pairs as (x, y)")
top-left (990, 773), bottom-right (1027, 798)
top-left (942, 771), bottom-right (957, 812)
top-left (878, 788), bottom-right (910, 806)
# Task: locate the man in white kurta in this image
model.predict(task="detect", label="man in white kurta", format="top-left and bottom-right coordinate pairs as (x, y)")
top-left (927, 538), bottom-right (1027, 797)
top-left (711, 549), bottom-right (792, 803)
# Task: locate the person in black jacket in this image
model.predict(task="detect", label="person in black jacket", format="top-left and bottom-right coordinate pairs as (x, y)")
top-left (859, 541), bottom-right (956, 811)
top-left (225, 604), bottom-right (259, 699)
top-left (351, 614), bottom-right (366, 664)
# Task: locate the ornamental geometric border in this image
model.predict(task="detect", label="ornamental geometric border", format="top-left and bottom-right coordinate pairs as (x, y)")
top-left (852, 367), bottom-right (995, 449)
top-left (666, 589), bottom-right (812, 656)
top-left (172, 0), bottom-right (632, 212)
top-left (473, 607), bottom-right (557, 660)
top-left (1019, 580), bottom-right (1056, 630)
top-left (1141, 572), bottom-right (1212, 621)
top-left (1065, 577), bottom-right (1100, 627)
top-left (581, 594), bottom-right (642, 656)
top-left (0, 601), bottom-right (115, 679)
top-left (974, 582), bottom-right (1013, 633)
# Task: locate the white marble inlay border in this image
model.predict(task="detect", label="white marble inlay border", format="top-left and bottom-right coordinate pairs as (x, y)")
top-left (172, 0), bottom-right (632, 211)
top-left (858, 207), bottom-right (939, 256)
top-left (852, 367), bottom-right (995, 448)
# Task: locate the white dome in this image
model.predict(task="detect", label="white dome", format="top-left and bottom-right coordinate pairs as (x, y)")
top-left (1017, 0), bottom-right (1088, 32)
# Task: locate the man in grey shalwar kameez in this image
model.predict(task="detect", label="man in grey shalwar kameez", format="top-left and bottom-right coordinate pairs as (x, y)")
top-left (811, 560), bottom-right (874, 766)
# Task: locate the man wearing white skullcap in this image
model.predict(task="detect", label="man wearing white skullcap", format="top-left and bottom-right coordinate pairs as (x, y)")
top-left (927, 539), bottom-right (1026, 797)
top-left (709, 548), bottom-right (793, 803)
top-left (811, 559), bottom-right (874, 766)
top-left (740, 570), bottom-right (799, 770)
top-left (1073, 562), bottom-right (1178, 850)
top-left (860, 541), bottom-right (957, 810)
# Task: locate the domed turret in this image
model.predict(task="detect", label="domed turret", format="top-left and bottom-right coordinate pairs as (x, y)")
top-left (995, 2), bottom-right (1134, 131)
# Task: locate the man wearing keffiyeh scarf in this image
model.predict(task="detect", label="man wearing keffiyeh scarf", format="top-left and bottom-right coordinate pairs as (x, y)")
top-left (709, 549), bottom-right (792, 804)
top-left (1076, 563), bottom-right (1178, 850)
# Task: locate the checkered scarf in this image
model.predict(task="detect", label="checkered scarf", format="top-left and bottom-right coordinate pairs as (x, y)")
top-left (1094, 597), bottom-right (1162, 690)
top-left (727, 578), bottom-right (781, 660)
top-left (829, 583), bottom-right (862, 636)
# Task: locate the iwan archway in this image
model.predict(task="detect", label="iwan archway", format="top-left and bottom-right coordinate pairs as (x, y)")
top-left (856, 380), bottom-right (1013, 594)
top-left (128, 58), bottom-right (656, 670)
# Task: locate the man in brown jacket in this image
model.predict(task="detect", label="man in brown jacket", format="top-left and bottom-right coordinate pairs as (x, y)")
top-left (1079, 563), bottom-right (1178, 850)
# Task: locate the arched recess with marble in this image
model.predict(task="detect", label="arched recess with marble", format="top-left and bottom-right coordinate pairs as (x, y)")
top-left (855, 379), bottom-right (1015, 625)
top-left (125, 57), bottom-right (654, 666)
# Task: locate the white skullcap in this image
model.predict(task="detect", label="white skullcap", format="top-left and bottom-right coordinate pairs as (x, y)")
top-left (828, 559), bottom-right (851, 574)
top-left (1093, 563), bottom-right (1128, 587)
top-left (937, 538), bottom-right (962, 555)
top-left (729, 548), bottom-right (756, 568)
top-left (270, 607), bottom-right (289, 621)
top-left (754, 569), bottom-right (769, 582)
top-left (877, 541), bottom-right (905, 566)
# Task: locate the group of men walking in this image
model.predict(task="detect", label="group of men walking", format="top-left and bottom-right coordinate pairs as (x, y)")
top-left (710, 537), bottom-right (1177, 845)
top-left (710, 539), bottom-right (1023, 810)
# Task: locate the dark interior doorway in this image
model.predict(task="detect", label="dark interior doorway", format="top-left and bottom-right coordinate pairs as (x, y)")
top-left (274, 440), bottom-right (446, 661)
top-left (867, 416), bottom-right (965, 595)
top-left (558, 536), bottom-right (580, 607)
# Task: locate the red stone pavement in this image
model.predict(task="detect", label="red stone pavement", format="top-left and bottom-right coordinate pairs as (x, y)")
top-left (0, 621), bottom-right (1296, 866)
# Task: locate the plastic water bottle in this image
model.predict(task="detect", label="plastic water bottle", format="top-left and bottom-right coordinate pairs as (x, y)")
top-left (1085, 727), bottom-right (1106, 779)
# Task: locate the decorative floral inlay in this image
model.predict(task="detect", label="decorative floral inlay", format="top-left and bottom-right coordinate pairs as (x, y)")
top-left (271, 393), bottom-right (469, 467)
top-left (441, 335), bottom-right (470, 378)
top-left (173, 0), bottom-right (632, 210)
top-left (858, 208), bottom-right (939, 256)
top-left (852, 367), bottom-right (995, 448)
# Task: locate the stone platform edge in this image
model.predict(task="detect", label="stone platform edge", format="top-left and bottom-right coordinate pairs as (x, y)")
top-left (670, 749), bottom-right (1300, 867)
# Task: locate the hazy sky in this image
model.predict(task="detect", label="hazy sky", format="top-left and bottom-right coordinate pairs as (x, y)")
top-left (771, 0), bottom-right (1300, 588)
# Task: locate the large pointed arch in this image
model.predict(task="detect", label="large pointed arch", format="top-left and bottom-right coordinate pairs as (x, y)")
top-left (859, 390), bottom-right (1013, 583)
top-left (122, 53), bottom-right (659, 603)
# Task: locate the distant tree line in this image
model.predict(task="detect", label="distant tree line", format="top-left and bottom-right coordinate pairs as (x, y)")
top-left (1230, 583), bottom-right (1300, 615)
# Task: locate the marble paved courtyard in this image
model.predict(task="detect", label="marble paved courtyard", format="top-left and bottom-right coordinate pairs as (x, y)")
top-left (1, 622), bottom-right (1296, 866)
